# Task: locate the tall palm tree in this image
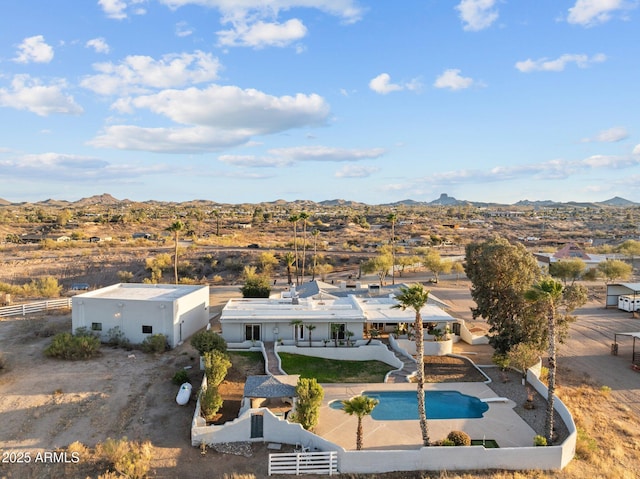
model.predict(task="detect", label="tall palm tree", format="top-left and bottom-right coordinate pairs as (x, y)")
top-left (311, 229), bottom-right (320, 280)
top-left (387, 213), bottom-right (397, 285)
top-left (393, 283), bottom-right (430, 446)
top-left (283, 251), bottom-right (296, 286)
top-left (299, 212), bottom-right (310, 283)
top-left (288, 214), bottom-right (300, 285)
top-left (341, 395), bottom-right (379, 450)
top-left (524, 278), bottom-right (563, 445)
top-left (305, 324), bottom-right (316, 347)
top-left (166, 220), bottom-right (185, 284)
top-left (290, 319), bottom-right (303, 347)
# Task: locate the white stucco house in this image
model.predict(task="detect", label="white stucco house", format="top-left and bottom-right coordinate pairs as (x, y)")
top-left (218, 284), bottom-right (462, 346)
top-left (71, 283), bottom-right (210, 348)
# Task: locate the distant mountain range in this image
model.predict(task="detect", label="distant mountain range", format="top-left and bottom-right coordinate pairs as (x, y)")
top-left (0, 193), bottom-right (637, 208)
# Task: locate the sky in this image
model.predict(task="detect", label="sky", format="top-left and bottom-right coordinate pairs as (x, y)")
top-left (1, 0), bottom-right (639, 205)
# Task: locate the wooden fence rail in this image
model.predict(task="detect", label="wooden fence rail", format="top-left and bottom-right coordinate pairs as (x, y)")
top-left (0, 298), bottom-right (72, 319)
top-left (268, 451), bottom-right (338, 476)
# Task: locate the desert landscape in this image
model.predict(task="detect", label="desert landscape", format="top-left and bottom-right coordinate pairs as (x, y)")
top-left (1, 196), bottom-right (640, 478)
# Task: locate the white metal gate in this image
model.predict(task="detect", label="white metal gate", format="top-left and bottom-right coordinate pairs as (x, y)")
top-left (268, 451), bottom-right (338, 475)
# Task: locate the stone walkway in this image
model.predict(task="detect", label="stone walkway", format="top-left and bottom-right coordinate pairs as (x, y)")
top-left (384, 341), bottom-right (417, 383)
top-left (263, 342), bottom-right (282, 375)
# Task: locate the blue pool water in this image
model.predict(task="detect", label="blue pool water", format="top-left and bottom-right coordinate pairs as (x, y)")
top-left (330, 390), bottom-right (489, 420)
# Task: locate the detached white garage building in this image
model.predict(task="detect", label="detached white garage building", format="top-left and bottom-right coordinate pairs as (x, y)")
top-left (72, 283), bottom-right (210, 348)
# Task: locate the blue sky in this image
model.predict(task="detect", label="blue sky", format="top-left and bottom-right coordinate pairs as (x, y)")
top-left (1, 0), bottom-right (639, 204)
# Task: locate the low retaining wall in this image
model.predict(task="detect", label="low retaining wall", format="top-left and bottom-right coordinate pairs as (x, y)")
top-left (394, 338), bottom-right (453, 356)
top-left (276, 343), bottom-right (402, 369)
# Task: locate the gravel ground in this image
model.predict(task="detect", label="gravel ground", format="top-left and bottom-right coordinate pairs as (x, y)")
top-left (481, 367), bottom-right (570, 444)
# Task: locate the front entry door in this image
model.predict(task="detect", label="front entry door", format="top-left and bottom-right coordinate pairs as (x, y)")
top-left (245, 324), bottom-right (261, 341)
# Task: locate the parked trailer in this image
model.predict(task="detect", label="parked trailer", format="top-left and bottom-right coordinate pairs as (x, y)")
top-left (618, 295), bottom-right (640, 312)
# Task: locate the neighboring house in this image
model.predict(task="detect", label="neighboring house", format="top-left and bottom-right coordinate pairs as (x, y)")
top-left (218, 281), bottom-right (463, 345)
top-left (534, 243), bottom-right (615, 271)
top-left (72, 283), bottom-right (210, 348)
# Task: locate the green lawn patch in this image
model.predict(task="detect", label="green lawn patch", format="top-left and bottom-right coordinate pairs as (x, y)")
top-left (278, 353), bottom-right (395, 383)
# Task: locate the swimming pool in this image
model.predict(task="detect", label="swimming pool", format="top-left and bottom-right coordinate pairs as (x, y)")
top-left (330, 390), bottom-right (489, 420)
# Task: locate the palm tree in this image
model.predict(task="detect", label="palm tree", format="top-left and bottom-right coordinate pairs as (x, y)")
top-left (341, 395), bottom-right (379, 450)
top-left (311, 229), bottom-right (320, 280)
top-left (299, 212), bottom-right (310, 282)
top-left (283, 251), bottom-right (296, 286)
top-left (166, 220), bottom-right (185, 284)
top-left (524, 278), bottom-right (563, 445)
top-left (288, 214), bottom-right (300, 285)
top-left (387, 213), bottom-right (397, 285)
top-left (393, 283), bottom-right (430, 446)
top-left (291, 319), bottom-right (303, 347)
top-left (305, 324), bottom-right (316, 347)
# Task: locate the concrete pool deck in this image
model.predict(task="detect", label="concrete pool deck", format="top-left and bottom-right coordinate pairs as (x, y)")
top-left (315, 382), bottom-right (537, 450)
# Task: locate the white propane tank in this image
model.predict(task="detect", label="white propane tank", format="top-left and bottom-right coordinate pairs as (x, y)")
top-left (176, 383), bottom-right (192, 405)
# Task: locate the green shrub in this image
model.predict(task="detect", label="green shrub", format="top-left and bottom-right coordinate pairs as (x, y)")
top-left (140, 334), bottom-right (168, 354)
top-left (290, 378), bottom-right (324, 431)
top-left (105, 327), bottom-right (132, 350)
top-left (204, 350), bottom-right (232, 387)
top-left (534, 435), bottom-right (547, 447)
top-left (44, 332), bottom-right (101, 360)
top-left (200, 387), bottom-right (224, 421)
top-left (191, 330), bottom-right (227, 356)
top-left (447, 430), bottom-right (471, 446)
top-left (172, 370), bottom-right (190, 385)
top-left (434, 438), bottom-right (456, 446)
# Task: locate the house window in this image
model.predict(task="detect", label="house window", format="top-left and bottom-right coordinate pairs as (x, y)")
top-left (91, 322), bottom-right (102, 331)
top-left (245, 324), bottom-right (261, 341)
top-left (142, 325), bottom-right (153, 334)
top-left (451, 322), bottom-right (461, 335)
top-left (330, 323), bottom-right (346, 341)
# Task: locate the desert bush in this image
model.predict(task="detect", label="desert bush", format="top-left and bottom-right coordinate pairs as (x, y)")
top-left (140, 334), bottom-right (168, 353)
top-left (172, 370), bottom-right (190, 385)
top-left (204, 350), bottom-right (232, 387)
top-left (447, 430), bottom-right (471, 446)
top-left (66, 440), bottom-right (89, 458)
top-left (117, 271), bottom-right (134, 283)
top-left (599, 385), bottom-right (612, 396)
top-left (575, 427), bottom-right (598, 459)
top-left (44, 332), bottom-right (101, 360)
top-left (533, 435), bottom-right (547, 446)
top-left (96, 437), bottom-right (152, 479)
top-left (200, 387), bottom-right (224, 421)
top-left (21, 276), bottom-right (63, 298)
top-left (105, 326), bottom-right (132, 350)
top-left (191, 330), bottom-right (227, 356)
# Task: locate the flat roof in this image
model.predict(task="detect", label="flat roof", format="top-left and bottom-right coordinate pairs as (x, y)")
top-left (77, 283), bottom-right (206, 302)
top-left (221, 296), bottom-right (364, 322)
top-left (354, 297), bottom-right (457, 323)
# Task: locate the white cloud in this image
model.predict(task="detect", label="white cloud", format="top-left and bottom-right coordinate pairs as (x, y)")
top-left (89, 86), bottom-right (330, 152)
top-left (433, 69), bottom-right (474, 90)
top-left (176, 21), bottom-right (194, 37)
top-left (99, 0), bottom-right (147, 19)
top-left (335, 165), bottom-right (380, 178)
top-left (159, 0), bottom-right (363, 23)
top-left (369, 73), bottom-right (421, 94)
top-left (567, 0), bottom-right (635, 26)
top-left (13, 35), bottom-right (54, 64)
top-left (81, 51), bottom-right (221, 95)
top-left (86, 37), bottom-right (110, 54)
top-left (0, 75), bottom-right (83, 116)
top-left (455, 0), bottom-right (499, 31)
top-left (419, 154), bottom-right (640, 186)
top-left (218, 19), bottom-right (308, 48)
top-left (581, 126), bottom-right (629, 143)
top-left (219, 146), bottom-right (385, 168)
top-left (159, 0), bottom-right (362, 49)
top-left (99, 0), bottom-right (128, 19)
top-left (633, 144), bottom-right (640, 155)
top-left (515, 53), bottom-right (606, 72)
